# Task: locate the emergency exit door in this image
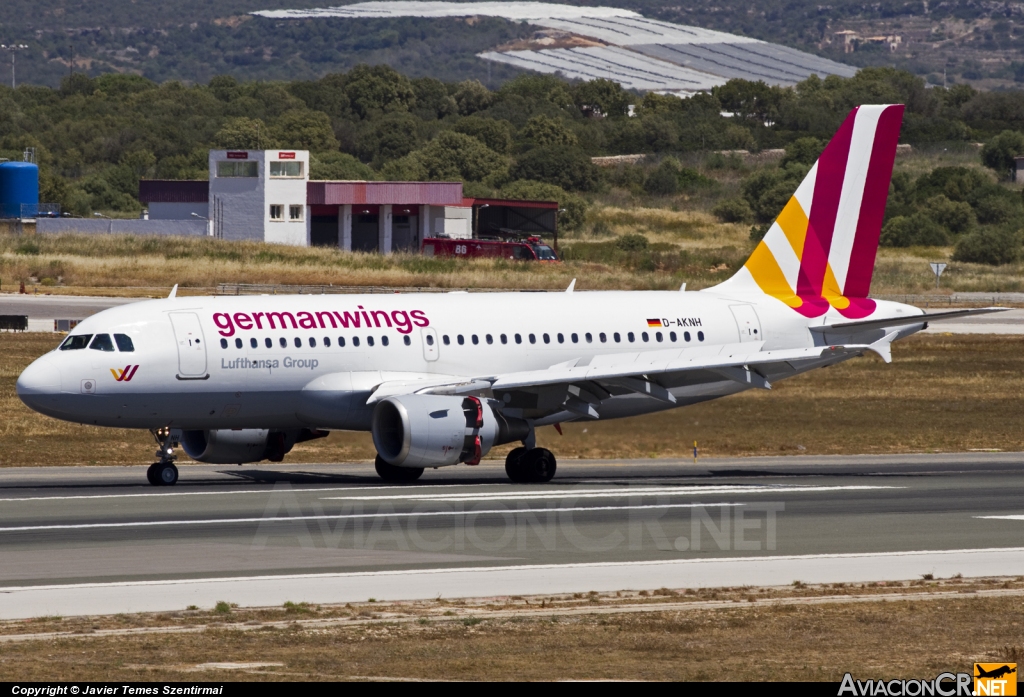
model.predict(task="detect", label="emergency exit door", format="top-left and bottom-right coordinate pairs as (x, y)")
top-left (169, 312), bottom-right (208, 377)
top-left (730, 305), bottom-right (762, 343)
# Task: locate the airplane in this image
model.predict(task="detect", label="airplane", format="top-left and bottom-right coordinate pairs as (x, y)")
top-left (976, 665), bottom-right (1017, 680)
top-left (16, 104), bottom-right (1005, 486)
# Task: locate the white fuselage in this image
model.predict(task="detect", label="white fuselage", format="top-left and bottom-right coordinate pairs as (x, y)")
top-left (16, 289), bottom-right (921, 432)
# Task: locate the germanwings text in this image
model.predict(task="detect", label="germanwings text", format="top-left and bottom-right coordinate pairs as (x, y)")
top-left (212, 306), bottom-right (430, 337)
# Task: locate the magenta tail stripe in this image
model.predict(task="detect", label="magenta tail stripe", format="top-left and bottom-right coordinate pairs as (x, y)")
top-left (796, 108), bottom-right (858, 298)
top-left (844, 105), bottom-right (904, 299)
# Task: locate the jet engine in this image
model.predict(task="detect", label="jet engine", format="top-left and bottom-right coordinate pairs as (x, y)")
top-left (181, 428), bottom-right (326, 464)
top-left (372, 395), bottom-right (529, 468)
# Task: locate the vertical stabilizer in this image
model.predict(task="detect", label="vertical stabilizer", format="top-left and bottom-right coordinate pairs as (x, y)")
top-left (712, 104), bottom-right (904, 319)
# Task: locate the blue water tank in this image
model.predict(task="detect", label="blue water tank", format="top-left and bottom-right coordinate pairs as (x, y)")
top-left (0, 161), bottom-right (40, 218)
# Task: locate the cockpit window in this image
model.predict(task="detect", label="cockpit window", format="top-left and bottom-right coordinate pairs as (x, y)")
top-left (114, 334), bottom-right (135, 352)
top-left (59, 334), bottom-right (92, 351)
top-left (89, 334), bottom-right (115, 352)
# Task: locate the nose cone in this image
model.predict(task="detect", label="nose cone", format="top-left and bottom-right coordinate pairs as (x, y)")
top-left (17, 355), bottom-right (61, 410)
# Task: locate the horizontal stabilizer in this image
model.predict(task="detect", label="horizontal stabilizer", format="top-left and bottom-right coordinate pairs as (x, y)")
top-left (809, 307), bottom-right (1008, 334)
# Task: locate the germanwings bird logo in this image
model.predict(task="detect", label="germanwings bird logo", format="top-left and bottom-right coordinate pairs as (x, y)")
top-left (110, 365), bottom-right (139, 382)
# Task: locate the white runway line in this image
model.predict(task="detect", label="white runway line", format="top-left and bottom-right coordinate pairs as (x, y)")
top-left (976, 515), bottom-right (1024, 520)
top-left (2, 547), bottom-right (1021, 620)
top-left (326, 484), bottom-right (902, 502)
top-left (0, 502), bottom-right (740, 533)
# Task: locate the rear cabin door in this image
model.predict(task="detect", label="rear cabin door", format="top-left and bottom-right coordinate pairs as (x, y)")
top-left (169, 312), bottom-right (208, 377)
top-left (730, 304), bottom-right (762, 343)
top-left (421, 327), bottom-right (439, 362)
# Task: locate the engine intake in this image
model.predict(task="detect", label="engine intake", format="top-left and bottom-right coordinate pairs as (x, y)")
top-left (181, 428), bottom-right (326, 464)
top-left (372, 395), bottom-right (529, 468)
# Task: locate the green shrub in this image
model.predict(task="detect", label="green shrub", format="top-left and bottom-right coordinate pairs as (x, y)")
top-left (952, 228), bottom-right (1021, 265)
top-left (500, 180), bottom-right (588, 232)
top-left (974, 196), bottom-right (1017, 224)
top-left (781, 137), bottom-right (825, 166)
top-left (712, 197), bottom-right (754, 224)
top-left (880, 214), bottom-right (951, 247)
top-left (644, 161), bottom-right (681, 196)
top-left (615, 233), bottom-right (649, 252)
top-left (925, 195), bottom-right (975, 235)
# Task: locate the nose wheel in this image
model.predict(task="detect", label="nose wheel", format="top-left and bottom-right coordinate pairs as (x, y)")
top-left (147, 462), bottom-right (179, 486)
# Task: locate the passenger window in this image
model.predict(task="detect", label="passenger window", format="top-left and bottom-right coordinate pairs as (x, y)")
top-left (265, 337), bottom-right (272, 348)
top-left (628, 332), bottom-right (635, 342)
top-left (250, 338), bottom-right (257, 349)
top-left (500, 334), bottom-right (508, 344)
top-left (279, 337), bottom-right (287, 348)
top-left (339, 336), bottom-right (346, 347)
top-left (353, 336), bottom-right (360, 347)
top-left (403, 335), bottom-right (411, 346)
top-left (294, 337), bottom-right (302, 348)
top-left (698, 331), bottom-right (705, 342)
top-left (89, 334), bottom-right (115, 352)
top-left (309, 337), bottom-right (317, 348)
top-left (426, 335), bottom-right (435, 346)
top-left (684, 331), bottom-right (691, 342)
top-left (543, 333), bottom-right (550, 344)
top-left (670, 331), bottom-right (677, 342)
top-left (613, 332), bottom-right (621, 343)
top-left (324, 337), bottom-right (331, 347)
top-left (60, 334), bottom-right (93, 351)
top-left (381, 336), bottom-right (389, 346)
top-left (642, 332), bottom-right (649, 342)
top-left (367, 336), bottom-right (375, 347)
top-left (656, 332), bottom-right (663, 342)
top-left (486, 334), bottom-right (493, 344)
top-left (235, 338), bottom-right (243, 349)
top-left (557, 333), bottom-right (564, 343)
top-left (599, 332), bottom-right (607, 343)
top-left (585, 332), bottom-right (593, 343)
top-left (220, 338), bottom-right (228, 349)
top-left (457, 335), bottom-right (465, 345)
top-left (515, 334), bottom-right (522, 344)
top-left (443, 335), bottom-right (450, 345)
top-left (571, 333), bottom-right (578, 343)
top-left (114, 334), bottom-right (135, 352)
top-left (529, 334), bottom-right (536, 344)
top-left (471, 335), bottom-right (479, 345)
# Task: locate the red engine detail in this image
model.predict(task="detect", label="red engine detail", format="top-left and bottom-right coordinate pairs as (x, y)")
top-left (421, 237), bottom-right (558, 262)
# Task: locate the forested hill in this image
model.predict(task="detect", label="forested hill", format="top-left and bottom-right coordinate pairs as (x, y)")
top-left (3, 1), bottom-right (1024, 88)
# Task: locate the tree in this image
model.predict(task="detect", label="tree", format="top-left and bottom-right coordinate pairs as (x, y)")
top-left (213, 117), bottom-right (273, 149)
top-left (271, 110), bottom-right (340, 151)
top-left (519, 115), bottom-right (578, 147)
top-left (451, 79), bottom-right (493, 116)
top-left (344, 64), bottom-right (415, 119)
top-left (880, 214), bottom-right (950, 247)
top-left (382, 131), bottom-right (508, 182)
top-left (510, 146), bottom-right (599, 192)
top-left (455, 116), bottom-right (513, 154)
top-left (411, 77), bottom-right (457, 120)
top-left (781, 137), bottom-right (825, 166)
top-left (573, 79), bottom-right (630, 118)
top-left (981, 130), bottom-right (1024, 179)
top-left (310, 151), bottom-right (375, 180)
top-left (644, 159), bottom-right (681, 196)
top-left (500, 179), bottom-right (587, 232)
top-left (953, 227), bottom-right (1021, 265)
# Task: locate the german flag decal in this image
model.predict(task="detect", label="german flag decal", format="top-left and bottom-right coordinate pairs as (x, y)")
top-left (647, 319), bottom-right (663, 327)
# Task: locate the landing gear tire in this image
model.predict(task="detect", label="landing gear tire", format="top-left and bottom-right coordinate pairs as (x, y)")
top-left (374, 455), bottom-right (423, 483)
top-left (505, 447), bottom-right (529, 483)
top-left (507, 447), bottom-right (556, 483)
top-left (149, 462), bottom-right (178, 486)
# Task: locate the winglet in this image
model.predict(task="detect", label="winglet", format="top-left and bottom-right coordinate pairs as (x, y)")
top-left (679, 282), bottom-right (686, 292)
top-left (168, 284), bottom-right (178, 299)
top-left (566, 279), bottom-right (576, 293)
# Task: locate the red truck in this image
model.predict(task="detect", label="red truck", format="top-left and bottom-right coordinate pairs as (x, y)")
top-left (422, 236), bottom-right (559, 262)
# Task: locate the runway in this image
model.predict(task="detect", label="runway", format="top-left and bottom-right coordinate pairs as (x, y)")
top-left (1, 453), bottom-right (1023, 619)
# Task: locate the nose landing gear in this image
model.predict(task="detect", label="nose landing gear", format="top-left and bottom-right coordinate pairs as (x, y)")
top-left (147, 428), bottom-right (181, 486)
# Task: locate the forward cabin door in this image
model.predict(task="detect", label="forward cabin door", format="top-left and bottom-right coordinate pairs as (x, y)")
top-left (421, 327), bottom-right (439, 362)
top-left (169, 312), bottom-right (208, 378)
top-left (730, 304), bottom-right (762, 343)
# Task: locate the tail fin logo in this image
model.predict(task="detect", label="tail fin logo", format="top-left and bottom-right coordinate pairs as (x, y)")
top-left (110, 365), bottom-right (139, 382)
top-left (724, 104), bottom-right (905, 319)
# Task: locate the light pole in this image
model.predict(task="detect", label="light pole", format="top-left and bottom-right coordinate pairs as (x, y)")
top-left (94, 212), bottom-right (112, 234)
top-left (0, 44), bottom-right (28, 89)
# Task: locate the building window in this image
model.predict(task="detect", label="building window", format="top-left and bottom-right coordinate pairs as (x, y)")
top-left (270, 161), bottom-right (304, 178)
top-left (289, 205), bottom-right (304, 222)
top-left (216, 161), bottom-right (258, 178)
top-left (270, 204), bottom-right (284, 221)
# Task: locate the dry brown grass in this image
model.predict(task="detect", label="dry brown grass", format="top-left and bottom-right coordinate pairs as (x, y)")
top-left (2, 332), bottom-right (1022, 468)
top-left (1, 581), bottom-right (1021, 680)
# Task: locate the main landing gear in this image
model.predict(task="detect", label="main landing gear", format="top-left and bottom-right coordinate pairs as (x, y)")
top-left (374, 455), bottom-right (424, 483)
top-left (505, 446), bottom-right (557, 483)
top-left (147, 428), bottom-right (180, 486)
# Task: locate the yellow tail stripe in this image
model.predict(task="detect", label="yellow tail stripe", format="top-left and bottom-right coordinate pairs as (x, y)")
top-left (745, 242), bottom-right (802, 309)
top-left (776, 196), bottom-right (809, 258)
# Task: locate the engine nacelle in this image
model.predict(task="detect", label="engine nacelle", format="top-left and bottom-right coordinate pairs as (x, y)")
top-left (372, 395), bottom-right (529, 468)
top-left (181, 428), bottom-right (326, 464)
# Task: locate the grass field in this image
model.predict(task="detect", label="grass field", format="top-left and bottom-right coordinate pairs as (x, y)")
top-left (1, 579), bottom-right (1021, 681)
top-left (2, 332), bottom-right (1022, 468)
